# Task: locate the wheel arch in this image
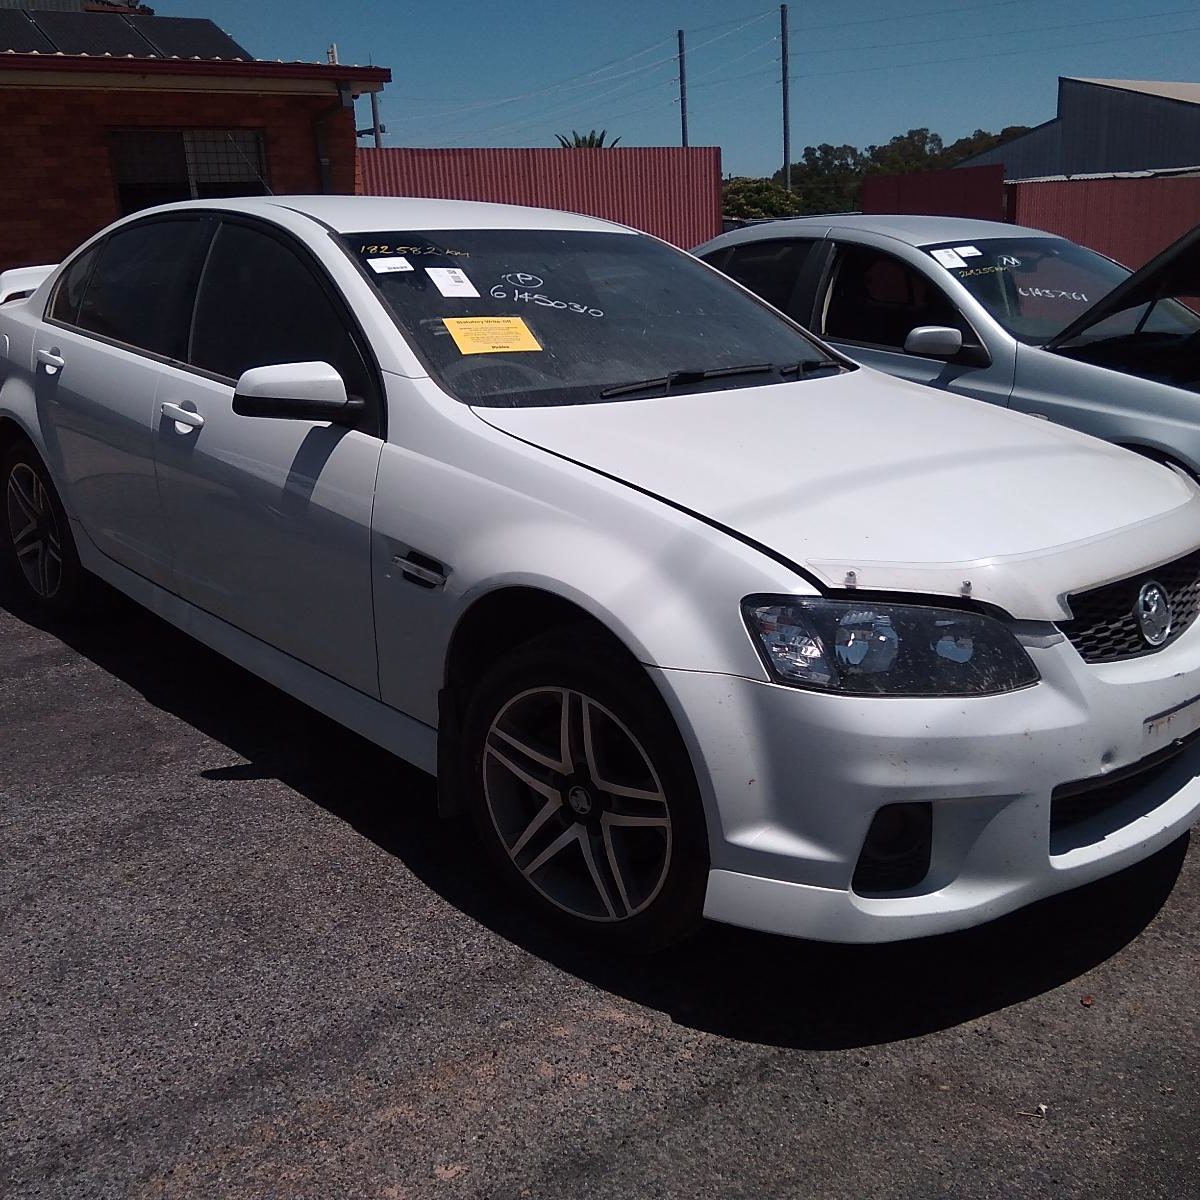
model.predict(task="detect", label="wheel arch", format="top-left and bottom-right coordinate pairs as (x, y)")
top-left (437, 584), bottom-right (661, 817)
top-left (0, 412), bottom-right (35, 460)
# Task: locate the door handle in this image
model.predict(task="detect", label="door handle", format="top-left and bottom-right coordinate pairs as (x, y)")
top-left (36, 347), bottom-right (65, 373)
top-left (161, 402), bottom-right (205, 429)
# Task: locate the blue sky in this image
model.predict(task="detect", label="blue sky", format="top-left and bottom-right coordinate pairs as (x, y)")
top-left (156, 1), bottom-right (1200, 176)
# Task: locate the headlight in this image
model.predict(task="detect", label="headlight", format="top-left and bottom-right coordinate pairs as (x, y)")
top-left (742, 596), bottom-right (1039, 696)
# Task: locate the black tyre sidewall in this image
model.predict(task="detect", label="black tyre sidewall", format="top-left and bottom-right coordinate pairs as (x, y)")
top-left (462, 628), bottom-right (710, 952)
top-left (1, 441), bottom-right (84, 617)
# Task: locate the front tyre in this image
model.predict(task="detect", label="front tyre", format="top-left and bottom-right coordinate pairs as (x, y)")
top-left (1, 440), bottom-right (85, 616)
top-left (463, 629), bottom-right (709, 952)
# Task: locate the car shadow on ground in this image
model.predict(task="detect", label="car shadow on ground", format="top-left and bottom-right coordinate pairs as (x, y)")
top-left (5, 579), bottom-right (1189, 1051)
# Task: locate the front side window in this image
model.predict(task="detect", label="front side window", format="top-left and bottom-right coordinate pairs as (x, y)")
top-left (190, 222), bottom-right (374, 404)
top-left (73, 218), bottom-right (208, 358)
top-left (823, 245), bottom-right (970, 349)
top-left (347, 228), bottom-right (842, 407)
top-left (713, 238), bottom-right (816, 313)
top-left (922, 237), bottom-right (1200, 345)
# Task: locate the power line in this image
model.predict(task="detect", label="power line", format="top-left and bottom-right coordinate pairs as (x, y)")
top-left (682, 5), bottom-right (1197, 94)
top-left (401, 9), bottom-right (777, 136)
top-left (433, 12), bottom-right (777, 145)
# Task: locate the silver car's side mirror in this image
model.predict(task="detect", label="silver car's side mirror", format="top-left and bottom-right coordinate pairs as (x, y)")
top-left (903, 326), bottom-right (964, 359)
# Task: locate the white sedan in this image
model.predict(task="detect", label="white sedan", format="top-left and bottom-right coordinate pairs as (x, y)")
top-left (2, 196), bottom-right (1199, 950)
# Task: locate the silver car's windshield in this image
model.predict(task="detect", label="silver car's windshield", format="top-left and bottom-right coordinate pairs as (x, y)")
top-left (344, 228), bottom-right (843, 407)
top-left (922, 237), bottom-right (1200, 346)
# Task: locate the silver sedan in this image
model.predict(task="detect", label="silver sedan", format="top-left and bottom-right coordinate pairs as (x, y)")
top-left (696, 215), bottom-right (1200, 476)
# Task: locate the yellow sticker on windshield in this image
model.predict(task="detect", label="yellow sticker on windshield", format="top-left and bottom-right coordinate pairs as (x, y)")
top-left (443, 316), bottom-right (542, 355)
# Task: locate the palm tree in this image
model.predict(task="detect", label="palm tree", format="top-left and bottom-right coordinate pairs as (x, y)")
top-left (554, 129), bottom-right (622, 148)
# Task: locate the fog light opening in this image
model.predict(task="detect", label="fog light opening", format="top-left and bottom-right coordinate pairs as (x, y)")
top-left (852, 802), bottom-right (933, 895)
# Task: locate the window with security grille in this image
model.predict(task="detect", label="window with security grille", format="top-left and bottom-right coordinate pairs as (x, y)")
top-left (111, 130), bottom-right (269, 215)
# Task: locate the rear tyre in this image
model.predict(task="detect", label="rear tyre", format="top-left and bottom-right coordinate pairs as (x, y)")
top-left (1, 440), bottom-right (85, 616)
top-left (462, 628), bottom-right (709, 952)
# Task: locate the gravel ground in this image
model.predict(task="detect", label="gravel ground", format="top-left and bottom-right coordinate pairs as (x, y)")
top-left (2, 577), bottom-right (1197, 1200)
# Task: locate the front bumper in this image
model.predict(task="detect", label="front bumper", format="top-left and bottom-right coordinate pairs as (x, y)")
top-left (650, 622), bottom-right (1200, 943)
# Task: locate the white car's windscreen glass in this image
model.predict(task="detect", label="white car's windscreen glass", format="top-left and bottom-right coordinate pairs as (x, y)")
top-left (344, 229), bottom-right (842, 406)
top-left (923, 238), bottom-right (1200, 346)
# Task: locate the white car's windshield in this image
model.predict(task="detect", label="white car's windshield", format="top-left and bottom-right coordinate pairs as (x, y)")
top-left (345, 228), bottom-right (843, 406)
top-left (923, 237), bottom-right (1200, 346)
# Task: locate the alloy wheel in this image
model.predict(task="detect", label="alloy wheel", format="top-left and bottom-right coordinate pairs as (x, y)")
top-left (6, 462), bottom-right (64, 599)
top-left (483, 686), bottom-right (673, 922)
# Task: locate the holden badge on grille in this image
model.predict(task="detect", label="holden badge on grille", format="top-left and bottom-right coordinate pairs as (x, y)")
top-left (1135, 581), bottom-right (1172, 647)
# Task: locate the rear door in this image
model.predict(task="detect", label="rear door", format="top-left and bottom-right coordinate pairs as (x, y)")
top-left (34, 216), bottom-right (211, 587)
top-left (703, 237), bottom-right (822, 322)
top-left (152, 217), bottom-right (385, 697)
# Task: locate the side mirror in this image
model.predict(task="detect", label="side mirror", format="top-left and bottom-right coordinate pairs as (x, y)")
top-left (232, 362), bottom-right (365, 424)
top-left (903, 326), bottom-right (964, 359)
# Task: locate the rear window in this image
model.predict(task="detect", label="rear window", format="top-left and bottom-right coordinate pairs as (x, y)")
top-left (345, 228), bottom-right (840, 407)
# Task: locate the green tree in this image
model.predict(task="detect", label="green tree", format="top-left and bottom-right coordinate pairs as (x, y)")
top-left (554, 129), bottom-right (621, 148)
top-left (772, 125), bottom-right (1033, 213)
top-left (939, 125), bottom-right (1032, 166)
top-left (721, 176), bottom-right (805, 220)
top-left (865, 128), bottom-right (944, 176)
top-left (773, 144), bottom-right (866, 214)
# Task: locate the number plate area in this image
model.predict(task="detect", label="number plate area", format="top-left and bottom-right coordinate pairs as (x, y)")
top-left (1143, 693), bottom-right (1200, 754)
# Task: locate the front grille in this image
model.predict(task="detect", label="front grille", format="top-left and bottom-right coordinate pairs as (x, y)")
top-left (1059, 548), bottom-right (1200, 663)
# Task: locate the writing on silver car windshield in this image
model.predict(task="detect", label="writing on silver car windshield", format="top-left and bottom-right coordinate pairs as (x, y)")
top-left (924, 238), bottom-right (1200, 345)
top-left (347, 229), bottom-right (844, 407)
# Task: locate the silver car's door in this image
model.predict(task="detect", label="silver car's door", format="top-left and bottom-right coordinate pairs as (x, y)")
top-left (817, 240), bottom-right (1015, 407)
top-left (33, 216), bottom-right (211, 587)
top-left (152, 218), bottom-right (384, 697)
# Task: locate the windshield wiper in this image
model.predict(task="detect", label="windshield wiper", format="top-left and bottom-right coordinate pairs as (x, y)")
top-left (598, 359), bottom-right (841, 399)
top-left (778, 359), bottom-right (844, 379)
top-left (599, 362), bottom-right (776, 399)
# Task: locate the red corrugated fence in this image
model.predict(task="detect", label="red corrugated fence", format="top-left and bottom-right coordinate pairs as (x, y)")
top-left (861, 165), bottom-right (1006, 221)
top-left (357, 147), bottom-right (722, 248)
top-left (1008, 176), bottom-right (1200, 269)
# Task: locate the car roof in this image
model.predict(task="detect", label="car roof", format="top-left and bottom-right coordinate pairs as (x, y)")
top-left (140, 195), bottom-right (637, 236)
top-left (714, 213), bottom-right (1060, 248)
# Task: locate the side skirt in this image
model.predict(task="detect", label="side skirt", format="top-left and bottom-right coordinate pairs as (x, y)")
top-left (73, 520), bottom-right (439, 776)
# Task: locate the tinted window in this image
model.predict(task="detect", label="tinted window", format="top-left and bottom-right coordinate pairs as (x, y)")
top-left (347, 228), bottom-right (842, 408)
top-left (49, 246), bottom-right (98, 326)
top-left (75, 219), bottom-right (207, 357)
top-left (190, 222), bottom-right (372, 400)
top-left (824, 245), bottom-right (969, 349)
top-left (922, 237), bottom-right (1200, 345)
top-left (717, 239), bottom-right (815, 312)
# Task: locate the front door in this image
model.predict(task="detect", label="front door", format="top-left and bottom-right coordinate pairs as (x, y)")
top-left (818, 242), bottom-right (1015, 407)
top-left (153, 219), bottom-right (385, 698)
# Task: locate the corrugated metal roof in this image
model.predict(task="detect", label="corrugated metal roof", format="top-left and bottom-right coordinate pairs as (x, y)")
top-left (358, 147), bottom-right (721, 249)
top-left (1068, 77), bottom-right (1200, 105)
top-left (1008, 165), bottom-right (1200, 183)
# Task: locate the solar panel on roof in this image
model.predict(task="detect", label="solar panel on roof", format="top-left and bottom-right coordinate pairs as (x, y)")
top-left (127, 15), bottom-right (251, 61)
top-left (0, 9), bottom-right (55, 52)
top-left (31, 11), bottom-right (156, 56)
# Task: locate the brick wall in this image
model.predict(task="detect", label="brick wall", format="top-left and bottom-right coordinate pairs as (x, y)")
top-left (0, 88), bottom-right (357, 271)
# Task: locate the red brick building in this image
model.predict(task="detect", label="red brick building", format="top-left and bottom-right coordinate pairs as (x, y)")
top-left (0, 3), bottom-right (388, 271)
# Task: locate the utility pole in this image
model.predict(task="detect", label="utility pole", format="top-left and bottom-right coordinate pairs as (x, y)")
top-left (370, 91), bottom-right (384, 148)
top-left (780, 4), bottom-right (791, 190)
top-left (677, 29), bottom-right (689, 148)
